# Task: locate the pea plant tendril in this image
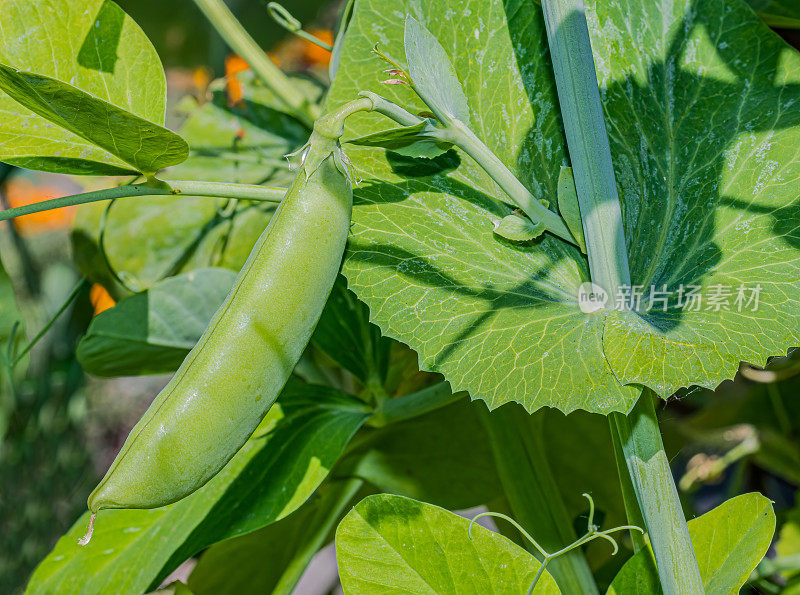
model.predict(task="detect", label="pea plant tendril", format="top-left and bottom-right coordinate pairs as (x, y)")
top-left (469, 494), bottom-right (644, 594)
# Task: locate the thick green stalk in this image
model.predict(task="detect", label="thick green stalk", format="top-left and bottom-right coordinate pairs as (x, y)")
top-left (0, 181), bottom-right (285, 223)
top-left (271, 478), bottom-right (363, 594)
top-left (192, 0), bottom-right (319, 127)
top-left (481, 405), bottom-right (599, 594)
top-left (540, 0), bottom-right (702, 590)
top-left (540, 0), bottom-right (629, 296)
top-left (611, 392), bottom-right (702, 591)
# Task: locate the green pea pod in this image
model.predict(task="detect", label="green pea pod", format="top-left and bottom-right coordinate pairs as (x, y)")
top-left (83, 130), bottom-right (353, 524)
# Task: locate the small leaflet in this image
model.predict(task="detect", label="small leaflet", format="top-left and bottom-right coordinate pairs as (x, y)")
top-left (493, 213), bottom-right (546, 242)
top-left (557, 166), bottom-right (587, 253)
top-left (403, 16), bottom-right (470, 124)
top-left (347, 120), bottom-right (453, 158)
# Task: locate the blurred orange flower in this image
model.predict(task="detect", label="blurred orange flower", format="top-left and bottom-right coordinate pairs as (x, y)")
top-left (304, 30), bottom-right (334, 67)
top-left (225, 54), bottom-right (250, 105)
top-left (224, 29), bottom-right (334, 105)
top-left (90, 283), bottom-right (116, 316)
top-left (4, 178), bottom-right (73, 234)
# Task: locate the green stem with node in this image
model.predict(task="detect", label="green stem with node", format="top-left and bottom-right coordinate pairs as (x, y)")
top-left (192, 0), bottom-right (319, 127)
top-left (610, 391), bottom-right (703, 590)
top-left (0, 181), bottom-right (285, 223)
top-left (354, 91), bottom-right (579, 247)
top-left (540, 0), bottom-right (702, 590)
top-left (314, 97), bottom-right (376, 140)
top-left (440, 121), bottom-right (576, 245)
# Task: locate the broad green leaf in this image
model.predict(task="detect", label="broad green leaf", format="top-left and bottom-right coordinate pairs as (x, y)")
top-left (0, 0), bottom-right (172, 175)
top-left (188, 479), bottom-right (366, 595)
top-left (76, 272), bottom-right (388, 381)
top-left (607, 493), bottom-right (775, 594)
top-left (348, 120), bottom-right (453, 158)
top-left (312, 276), bottom-right (393, 384)
top-left (71, 197), bottom-right (276, 294)
top-left (605, 551), bottom-right (659, 595)
top-left (329, 0), bottom-right (800, 414)
top-left (77, 268), bottom-right (236, 377)
top-left (745, 0), bottom-right (800, 28)
top-left (556, 167), bottom-right (586, 253)
top-left (336, 398), bottom-right (501, 510)
top-left (0, 66), bottom-right (188, 175)
top-left (26, 381), bottom-right (369, 594)
top-left (165, 73), bottom-right (311, 186)
top-left (404, 16), bottom-right (470, 125)
top-left (493, 213), bottom-right (547, 242)
top-left (336, 494), bottom-right (561, 594)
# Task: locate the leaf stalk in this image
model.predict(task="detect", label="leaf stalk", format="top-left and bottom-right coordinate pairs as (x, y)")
top-left (0, 181), bottom-right (286, 223)
top-left (539, 0), bottom-right (703, 590)
top-left (192, 0), bottom-right (319, 126)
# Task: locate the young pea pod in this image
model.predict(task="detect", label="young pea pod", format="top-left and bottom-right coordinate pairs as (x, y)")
top-left (83, 128), bottom-right (354, 523)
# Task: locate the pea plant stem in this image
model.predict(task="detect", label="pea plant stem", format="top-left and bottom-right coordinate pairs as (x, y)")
top-left (266, 2), bottom-right (333, 52)
top-left (540, 0), bottom-right (629, 296)
top-left (480, 406), bottom-right (599, 594)
top-left (368, 382), bottom-right (465, 427)
top-left (0, 181), bottom-right (286, 223)
top-left (12, 278), bottom-right (88, 367)
top-left (355, 91), bottom-right (578, 247)
top-left (357, 91), bottom-right (427, 127)
top-left (191, 0), bottom-right (319, 127)
top-left (540, 0), bottom-right (703, 590)
top-left (611, 391), bottom-right (702, 591)
top-left (442, 122), bottom-right (577, 245)
top-left (609, 423), bottom-right (647, 552)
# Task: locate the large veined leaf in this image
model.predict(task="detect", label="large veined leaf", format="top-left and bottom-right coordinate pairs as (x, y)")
top-left (77, 268), bottom-right (236, 377)
top-left (745, 0), bottom-right (800, 28)
top-left (328, 0), bottom-right (800, 414)
top-left (607, 493), bottom-right (775, 594)
top-left (0, 0), bottom-right (173, 175)
top-left (335, 494), bottom-right (561, 594)
top-left (70, 70), bottom-right (312, 294)
top-left (26, 381), bottom-right (369, 594)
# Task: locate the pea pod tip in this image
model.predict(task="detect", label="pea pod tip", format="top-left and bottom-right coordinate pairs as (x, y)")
top-left (77, 513), bottom-right (97, 547)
